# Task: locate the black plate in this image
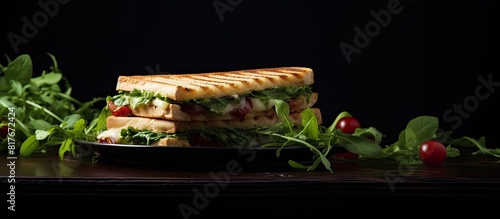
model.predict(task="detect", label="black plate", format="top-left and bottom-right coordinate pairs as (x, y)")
top-left (73, 139), bottom-right (346, 170)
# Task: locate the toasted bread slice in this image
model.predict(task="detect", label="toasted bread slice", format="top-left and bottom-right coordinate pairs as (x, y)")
top-left (116, 67), bottom-right (314, 101)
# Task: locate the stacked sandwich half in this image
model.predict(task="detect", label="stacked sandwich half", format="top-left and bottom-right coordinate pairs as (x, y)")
top-left (97, 67), bottom-right (322, 147)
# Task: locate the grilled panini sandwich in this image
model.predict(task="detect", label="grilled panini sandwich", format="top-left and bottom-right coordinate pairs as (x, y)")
top-left (109, 67), bottom-right (317, 121)
top-left (97, 67), bottom-right (322, 147)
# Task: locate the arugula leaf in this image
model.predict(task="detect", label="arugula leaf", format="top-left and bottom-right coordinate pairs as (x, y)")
top-left (251, 86), bottom-right (313, 103)
top-left (120, 127), bottom-right (179, 145)
top-left (95, 104), bottom-right (111, 133)
top-left (301, 108), bottom-right (319, 140)
top-left (274, 99), bottom-right (294, 133)
top-left (406, 115), bottom-right (438, 147)
top-left (28, 119), bottom-right (53, 130)
top-left (336, 134), bottom-right (382, 157)
top-left (4, 54), bottom-right (32, 86)
top-left (31, 72), bottom-right (62, 87)
top-left (353, 127), bottom-right (383, 144)
top-left (449, 136), bottom-right (500, 158)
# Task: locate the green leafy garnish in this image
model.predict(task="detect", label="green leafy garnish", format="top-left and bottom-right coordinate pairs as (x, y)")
top-left (363, 116), bottom-right (437, 163)
top-left (0, 53), bottom-right (106, 159)
top-left (3, 54), bottom-right (33, 86)
top-left (439, 133), bottom-right (500, 158)
top-left (120, 127), bottom-right (179, 145)
top-left (258, 101), bottom-right (383, 173)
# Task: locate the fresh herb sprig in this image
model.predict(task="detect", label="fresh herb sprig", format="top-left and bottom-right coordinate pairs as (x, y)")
top-left (0, 53), bottom-right (106, 159)
top-left (361, 115), bottom-right (500, 164)
top-left (344, 114), bottom-right (498, 168)
top-left (361, 116), bottom-right (460, 163)
top-left (259, 102), bottom-right (498, 172)
top-left (257, 100), bottom-right (383, 173)
top-left (437, 131), bottom-right (500, 158)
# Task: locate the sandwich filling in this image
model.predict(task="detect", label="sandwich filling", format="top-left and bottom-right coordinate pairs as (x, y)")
top-left (109, 85), bottom-right (313, 120)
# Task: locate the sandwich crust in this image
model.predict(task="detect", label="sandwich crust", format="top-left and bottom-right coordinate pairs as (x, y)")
top-left (116, 67), bottom-right (314, 101)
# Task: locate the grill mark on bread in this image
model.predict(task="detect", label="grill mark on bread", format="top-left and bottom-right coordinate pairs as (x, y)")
top-left (239, 72), bottom-right (280, 83)
top-left (207, 74), bottom-right (255, 82)
top-left (169, 78), bottom-right (227, 89)
top-left (280, 67), bottom-right (311, 73)
top-left (146, 77), bottom-right (208, 90)
top-left (152, 75), bottom-right (237, 93)
top-left (257, 71), bottom-right (303, 79)
top-left (207, 73), bottom-right (275, 86)
top-left (182, 69), bottom-right (305, 85)
top-left (237, 72), bottom-right (278, 81)
top-left (182, 75), bottom-right (239, 89)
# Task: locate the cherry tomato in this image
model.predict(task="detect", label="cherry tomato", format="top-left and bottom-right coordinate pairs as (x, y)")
top-left (0, 123), bottom-right (8, 139)
top-left (108, 101), bottom-right (132, 117)
top-left (333, 116), bottom-right (362, 159)
top-left (335, 116), bottom-right (361, 134)
top-left (419, 140), bottom-right (447, 167)
top-left (114, 106), bottom-right (132, 117)
top-left (231, 97), bottom-right (253, 121)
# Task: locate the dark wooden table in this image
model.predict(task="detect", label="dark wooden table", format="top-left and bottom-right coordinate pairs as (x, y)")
top-left (2, 148), bottom-right (500, 217)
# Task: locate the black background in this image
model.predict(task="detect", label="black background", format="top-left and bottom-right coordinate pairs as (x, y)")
top-left (1, 0), bottom-right (498, 146)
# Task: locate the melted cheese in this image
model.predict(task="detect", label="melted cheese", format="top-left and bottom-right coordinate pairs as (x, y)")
top-left (123, 96), bottom-right (169, 110)
top-left (96, 128), bottom-right (123, 143)
top-left (250, 98), bottom-right (275, 112)
top-left (152, 98), bottom-right (169, 110)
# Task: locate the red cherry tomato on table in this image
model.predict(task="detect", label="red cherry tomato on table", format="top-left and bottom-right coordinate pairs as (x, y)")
top-left (333, 116), bottom-right (362, 159)
top-left (335, 116), bottom-right (361, 134)
top-left (419, 140), bottom-right (447, 167)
